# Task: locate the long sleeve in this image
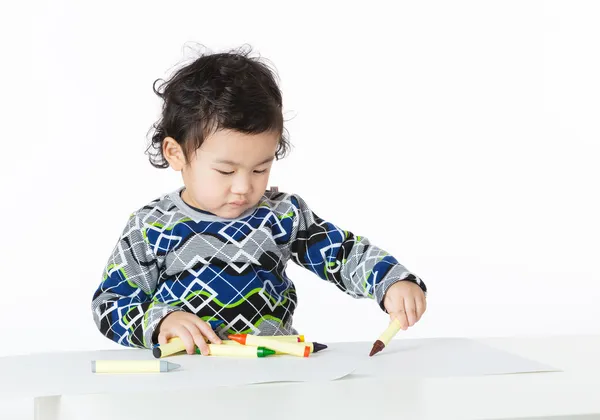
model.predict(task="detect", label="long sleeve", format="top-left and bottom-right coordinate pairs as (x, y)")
top-left (91, 213), bottom-right (183, 348)
top-left (287, 194), bottom-right (427, 309)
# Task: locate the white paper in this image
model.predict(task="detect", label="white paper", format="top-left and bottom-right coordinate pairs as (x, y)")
top-left (0, 347), bottom-right (360, 398)
top-left (329, 338), bottom-right (559, 378)
top-left (0, 338), bottom-right (558, 398)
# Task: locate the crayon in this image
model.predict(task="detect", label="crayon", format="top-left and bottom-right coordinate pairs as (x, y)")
top-left (196, 344), bottom-right (276, 358)
top-left (153, 335), bottom-right (305, 358)
top-left (217, 335), bottom-right (304, 343)
top-left (153, 337), bottom-right (277, 358)
top-left (264, 334), bottom-right (305, 343)
top-left (221, 339), bottom-right (327, 353)
top-left (277, 334), bottom-right (305, 342)
top-left (228, 334), bottom-right (311, 357)
top-left (369, 318), bottom-right (402, 356)
top-left (91, 360), bottom-right (180, 373)
top-left (215, 334), bottom-right (304, 343)
top-left (307, 342), bottom-right (327, 353)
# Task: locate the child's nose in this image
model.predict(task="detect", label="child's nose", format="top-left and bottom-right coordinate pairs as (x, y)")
top-left (231, 174), bottom-right (251, 194)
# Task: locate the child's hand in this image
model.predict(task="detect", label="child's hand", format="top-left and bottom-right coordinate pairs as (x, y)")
top-left (157, 312), bottom-right (222, 355)
top-left (383, 281), bottom-right (427, 330)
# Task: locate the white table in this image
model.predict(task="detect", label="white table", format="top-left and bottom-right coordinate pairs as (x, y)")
top-left (2, 335), bottom-right (600, 420)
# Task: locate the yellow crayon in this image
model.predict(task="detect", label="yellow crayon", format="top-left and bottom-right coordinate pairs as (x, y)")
top-left (274, 334), bottom-right (306, 342)
top-left (203, 344), bottom-right (275, 358)
top-left (222, 339), bottom-right (327, 354)
top-left (228, 334), bottom-right (311, 357)
top-left (216, 335), bottom-right (304, 343)
top-left (369, 318), bottom-right (402, 356)
top-left (152, 339), bottom-right (187, 358)
top-left (220, 339), bottom-right (283, 355)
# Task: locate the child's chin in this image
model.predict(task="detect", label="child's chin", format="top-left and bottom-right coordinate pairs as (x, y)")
top-left (217, 207), bottom-right (245, 219)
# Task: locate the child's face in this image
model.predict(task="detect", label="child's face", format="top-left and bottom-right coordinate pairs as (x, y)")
top-left (165, 129), bottom-right (280, 219)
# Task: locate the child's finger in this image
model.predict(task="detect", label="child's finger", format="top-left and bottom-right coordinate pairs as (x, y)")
top-left (404, 297), bottom-right (418, 327)
top-left (192, 331), bottom-right (209, 356)
top-left (197, 320), bottom-right (222, 344)
top-left (182, 322), bottom-right (209, 355)
top-left (157, 332), bottom-right (169, 346)
top-left (173, 326), bottom-right (196, 355)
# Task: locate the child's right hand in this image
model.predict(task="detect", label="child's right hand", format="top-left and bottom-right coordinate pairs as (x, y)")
top-left (157, 311), bottom-right (222, 355)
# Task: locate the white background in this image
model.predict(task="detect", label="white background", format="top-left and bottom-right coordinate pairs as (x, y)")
top-left (0, 0), bottom-right (598, 358)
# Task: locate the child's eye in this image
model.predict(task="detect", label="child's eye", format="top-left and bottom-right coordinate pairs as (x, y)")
top-left (216, 170), bottom-right (234, 175)
top-left (254, 169), bottom-right (268, 174)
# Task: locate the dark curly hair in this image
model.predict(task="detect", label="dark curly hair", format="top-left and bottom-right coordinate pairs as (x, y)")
top-left (146, 45), bottom-right (291, 169)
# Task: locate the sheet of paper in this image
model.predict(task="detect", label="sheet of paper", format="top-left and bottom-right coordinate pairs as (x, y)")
top-left (330, 338), bottom-right (559, 378)
top-left (0, 338), bottom-right (559, 398)
top-left (0, 347), bottom-right (361, 398)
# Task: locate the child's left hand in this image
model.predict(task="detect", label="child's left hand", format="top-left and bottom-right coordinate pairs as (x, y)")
top-left (383, 281), bottom-right (427, 330)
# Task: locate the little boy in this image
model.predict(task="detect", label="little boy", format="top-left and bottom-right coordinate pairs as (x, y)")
top-left (91, 47), bottom-right (427, 356)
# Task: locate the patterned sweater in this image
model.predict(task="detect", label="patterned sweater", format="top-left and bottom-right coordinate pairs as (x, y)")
top-left (91, 187), bottom-right (427, 349)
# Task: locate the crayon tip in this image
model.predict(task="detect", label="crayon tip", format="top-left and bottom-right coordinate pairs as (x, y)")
top-left (298, 335), bottom-right (305, 342)
top-left (165, 361), bottom-right (181, 371)
top-left (228, 334), bottom-right (246, 345)
top-left (312, 342), bottom-right (328, 353)
top-left (257, 346), bottom-right (276, 357)
top-left (369, 340), bottom-right (385, 357)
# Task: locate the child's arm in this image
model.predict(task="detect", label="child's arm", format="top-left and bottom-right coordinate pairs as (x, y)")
top-left (286, 194), bottom-right (427, 310)
top-left (91, 213), bottom-right (184, 349)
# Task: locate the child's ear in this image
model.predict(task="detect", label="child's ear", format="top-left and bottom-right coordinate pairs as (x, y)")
top-left (163, 137), bottom-right (186, 171)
